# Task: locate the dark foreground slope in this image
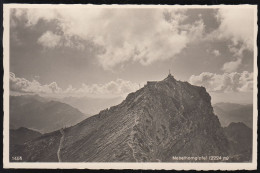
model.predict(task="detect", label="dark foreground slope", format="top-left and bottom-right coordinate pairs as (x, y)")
top-left (223, 122), bottom-right (252, 162)
top-left (11, 75), bottom-right (251, 162)
top-left (10, 127), bottom-right (41, 146)
top-left (10, 130), bottom-right (61, 162)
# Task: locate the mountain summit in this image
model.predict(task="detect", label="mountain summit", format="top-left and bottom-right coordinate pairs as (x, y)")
top-left (11, 75), bottom-right (250, 162)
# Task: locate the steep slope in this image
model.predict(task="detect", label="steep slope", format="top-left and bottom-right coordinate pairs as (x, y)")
top-left (11, 75), bottom-right (239, 162)
top-left (10, 127), bottom-right (41, 146)
top-left (10, 95), bottom-right (87, 133)
top-left (10, 131), bottom-right (62, 162)
top-left (59, 96), bottom-right (124, 115)
top-left (10, 127), bottom-right (42, 162)
top-left (213, 103), bottom-right (253, 128)
top-left (223, 122), bottom-right (252, 162)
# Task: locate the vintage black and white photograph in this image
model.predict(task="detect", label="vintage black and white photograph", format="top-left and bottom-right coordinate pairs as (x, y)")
top-left (3, 4), bottom-right (257, 170)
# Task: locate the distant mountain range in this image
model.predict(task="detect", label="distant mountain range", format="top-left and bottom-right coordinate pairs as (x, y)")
top-left (10, 95), bottom-right (87, 133)
top-left (213, 102), bottom-right (253, 128)
top-left (58, 96), bottom-right (124, 115)
top-left (10, 75), bottom-right (253, 162)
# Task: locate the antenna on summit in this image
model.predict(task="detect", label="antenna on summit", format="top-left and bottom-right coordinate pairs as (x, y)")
top-left (168, 69), bottom-right (173, 78)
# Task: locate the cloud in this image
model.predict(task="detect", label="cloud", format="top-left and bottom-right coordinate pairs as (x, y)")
top-left (12, 8), bottom-right (205, 70)
top-left (221, 42), bottom-right (250, 73)
top-left (10, 72), bottom-right (62, 93)
top-left (10, 72), bottom-right (139, 96)
top-left (189, 71), bottom-right (253, 93)
top-left (64, 79), bottom-right (139, 96)
top-left (204, 8), bottom-right (255, 73)
top-left (11, 7), bottom-right (255, 73)
top-left (13, 8), bottom-right (58, 27)
top-left (212, 49), bottom-right (220, 56)
top-left (37, 31), bottom-right (86, 50)
top-left (222, 58), bottom-right (242, 73)
top-left (216, 8), bottom-right (254, 50)
top-left (37, 31), bottom-right (61, 48)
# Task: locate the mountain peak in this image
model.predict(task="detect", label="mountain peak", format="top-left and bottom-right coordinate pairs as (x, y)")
top-left (163, 73), bottom-right (176, 83)
top-left (12, 74), bottom-right (235, 162)
top-left (144, 73), bottom-right (176, 89)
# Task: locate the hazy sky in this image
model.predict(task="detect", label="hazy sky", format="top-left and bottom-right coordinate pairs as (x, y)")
top-left (9, 6), bottom-right (255, 103)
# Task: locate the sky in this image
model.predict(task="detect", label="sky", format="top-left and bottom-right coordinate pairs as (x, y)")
top-left (9, 6), bottom-right (255, 104)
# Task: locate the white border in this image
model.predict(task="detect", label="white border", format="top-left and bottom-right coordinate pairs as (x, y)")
top-left (3, 4), bottom-right (258, 170)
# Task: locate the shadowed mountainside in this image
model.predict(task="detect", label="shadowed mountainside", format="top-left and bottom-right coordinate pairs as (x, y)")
top-left (223, 122), bottom-right (252, 162)
top-left (10, 127), bottom-right (42, 146)
top-left (10, 75), bottom-right (252, 162)
top-left (10, 95), bottom-right (87, 133)
top-left (213, 102), bottom-right (253, 128)
top-left (10, 130), bottom-right (62, 162)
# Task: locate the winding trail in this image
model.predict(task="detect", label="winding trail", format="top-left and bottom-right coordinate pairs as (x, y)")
top-left (57, 128), bottom-right (65, 162)
top-left (127, 141), bottom-right (138, 162)
top-left (127, 115), bottom-right (139, 162)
